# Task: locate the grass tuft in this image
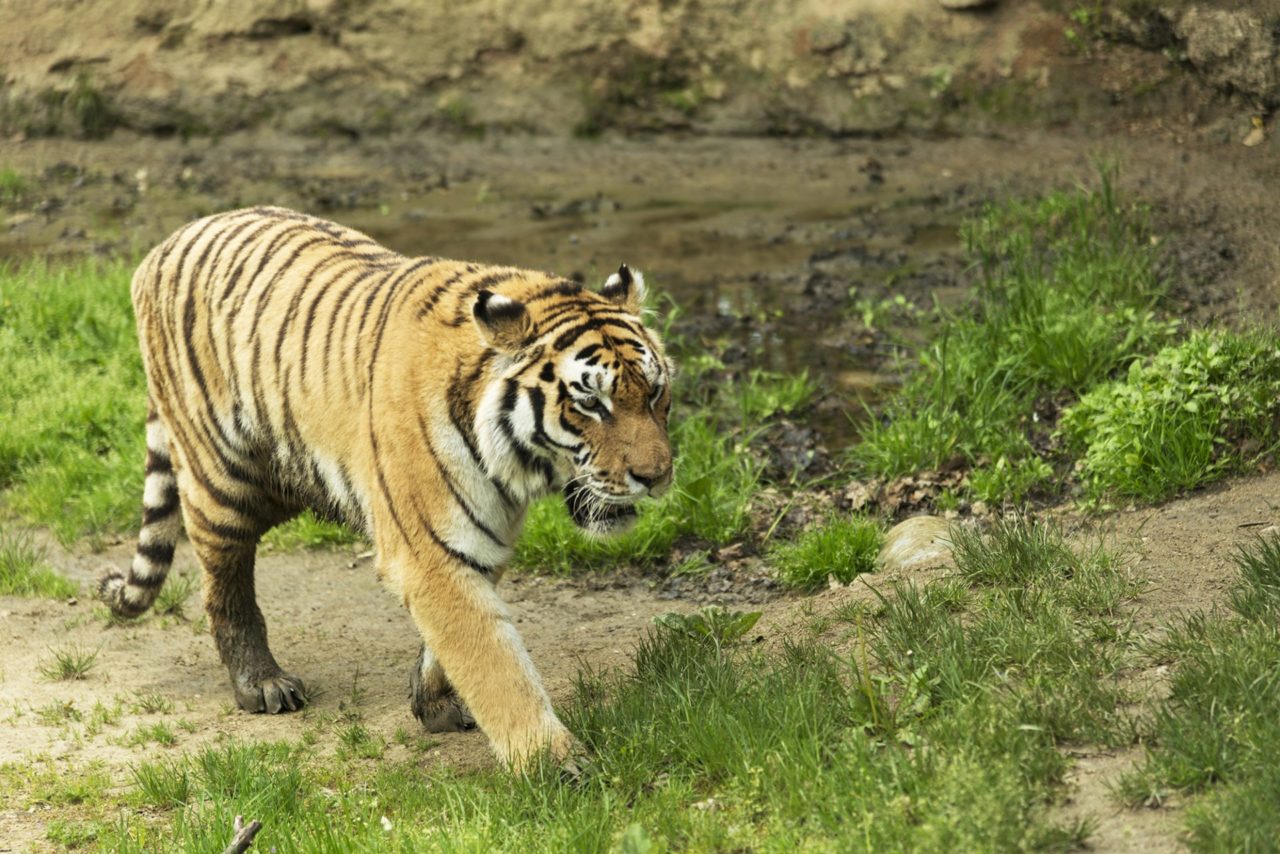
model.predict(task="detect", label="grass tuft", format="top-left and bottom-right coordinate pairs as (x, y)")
top-left (153, 572), bottom-right (196, 617)
top-left (1120, 532), bottom-right (1280, 847)
top-left (38, 644), bottom-right (99, 681)
top-left (769, 514), bottom-right (883, 589)
top-left (0, 528), bottom-right (77, 598)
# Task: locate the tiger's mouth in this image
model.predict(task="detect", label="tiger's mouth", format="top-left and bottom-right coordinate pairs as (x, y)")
top-left (563, 480), bottom-right (638, 537)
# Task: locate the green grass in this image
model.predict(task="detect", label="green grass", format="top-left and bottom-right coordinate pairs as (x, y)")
top-left (82, 519), bottom-right (1143, 852)
top-left (1059, 330), bottom-right (1280, 505)
top-left (1118, 533), bottom-right (1280, 850)
top-left (854, 167), bottom-right (1280, 511)
top-left (769, 514), bottom-right (884, 589)
top-left (0, 527), bottom-right (77, 597)
top-left (854, 168), bottom-right (1175, 505)
top-left (514, 410), bottom-right (762, 571)
top-left (0, 259), bottom-right (147, 545)
top-left (514, 351), bottom-right (807, 572)
top-left (0, 167), bottom-right (25, 205)
top-left (38, 644), bottom-right (99, 681)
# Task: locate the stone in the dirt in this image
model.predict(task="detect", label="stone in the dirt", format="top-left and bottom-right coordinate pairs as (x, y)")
top-left (1243, 126), bottom-right (1266, 147)
top-left (878, 515), bottom-right (954, 574)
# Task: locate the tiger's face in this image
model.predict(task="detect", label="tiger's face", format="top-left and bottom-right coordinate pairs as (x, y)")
top-left (473, 265), bottom-right (673, 536)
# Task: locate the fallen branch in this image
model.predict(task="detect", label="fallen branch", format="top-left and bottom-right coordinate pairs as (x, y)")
top-left (221, 815), bottom-right (263, 854)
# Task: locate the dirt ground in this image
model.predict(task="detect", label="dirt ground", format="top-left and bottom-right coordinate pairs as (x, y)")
top-left (4, 470), bottom-right (1280, 850)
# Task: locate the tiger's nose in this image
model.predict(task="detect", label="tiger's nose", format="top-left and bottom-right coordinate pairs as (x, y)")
top-left (628, 465), bottom-right (673, 495)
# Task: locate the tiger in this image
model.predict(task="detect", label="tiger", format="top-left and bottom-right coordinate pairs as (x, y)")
top-left (96, 206), bottom-right (674, 770)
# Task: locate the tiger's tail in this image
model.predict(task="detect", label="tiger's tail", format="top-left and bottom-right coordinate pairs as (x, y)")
top-left (98, 407), bottom-right (182, 618)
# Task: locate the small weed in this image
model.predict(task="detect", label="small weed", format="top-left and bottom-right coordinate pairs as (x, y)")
top-left (84, 699), bottom-right (122, 736)
top-left (0, 529), bottom-right (77, 598)
top-left (131, 692), bottom-right (174, 715)
top-left (436, 96), bottom-right (485, 138)
top-left (769, 514), bottom-right (883, 589)
top-left (153, 572), bottom-right (195, 617)
top-left (46, 818), bottom-right (102, 849)
top-left (337, 721), bottom-right (386, 760)
top-left (36, 700), bottom-right (82, 726)
top-left (0, 167), bottom-right (25, 205)
top-left (132, 759), bottom-right (191, 808)
top-left (652, 606), bottom-right (762, 647)
top-left (736, 368), bottom-right (816, 422)
top-left (128, 722), bottom-right (177, 747)
top-left (39, 644), bottom-right (99, 681)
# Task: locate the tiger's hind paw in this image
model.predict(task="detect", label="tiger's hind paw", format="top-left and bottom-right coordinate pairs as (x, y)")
top-left (412, 692), bottom-right (476, 732)
top-left (233, 671), bottom-right (308, 714)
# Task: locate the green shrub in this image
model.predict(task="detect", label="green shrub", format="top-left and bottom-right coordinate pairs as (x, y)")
top-left (1059, 330), bottom-right (1280, 504)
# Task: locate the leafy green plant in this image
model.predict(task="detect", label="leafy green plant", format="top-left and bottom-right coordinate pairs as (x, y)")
top-left (652, 606), bottom-right (762, 648)
top-left (0, 168), bottom-right (25, 205)
top-left (1060, 330), bottom-right (1280, 504)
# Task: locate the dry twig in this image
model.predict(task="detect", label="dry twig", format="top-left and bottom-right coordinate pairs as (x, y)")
top-left (221, 815), bottom-right (263, 854)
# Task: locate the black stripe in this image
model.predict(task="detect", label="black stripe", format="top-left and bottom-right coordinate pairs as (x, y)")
top-left (443, 271), bottom-right (521, 326)
top-left (142, 493), bottom-right (179, 525)
top-left (553, 317), bottom-right (642, 351)
top-left (524, 280), bottom-right (584, 303)
top-left (136, 540), bottom-right (176, 566)
top-left (145, 452), bottom-right (173, 475)
top-left (526, 385), bottom-right (575, 452)
top-left (416, 414), bottom-right (506, 549)
top-left (184, 501), bottom-right (260, 545)
top-left (124, 571), bottom-right (169, 591)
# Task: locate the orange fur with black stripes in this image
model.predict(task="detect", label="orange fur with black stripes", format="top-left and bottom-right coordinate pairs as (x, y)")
top-left (97, 206), bottom-right (673, 768)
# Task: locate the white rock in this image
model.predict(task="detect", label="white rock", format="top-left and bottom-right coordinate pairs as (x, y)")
top-left (878, 516), bottom-right (954, 574)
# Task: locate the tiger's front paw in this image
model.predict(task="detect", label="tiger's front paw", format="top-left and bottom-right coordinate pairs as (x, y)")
top-left (232, 671), bottom-right (308, 714)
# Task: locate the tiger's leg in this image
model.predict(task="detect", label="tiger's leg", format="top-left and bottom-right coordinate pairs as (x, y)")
top-left (409, 641), bottom-right (476, 732)
top-left (178, 471), bottom-right (306, 714)
top-left (400, 562), bottom-right (575, 769)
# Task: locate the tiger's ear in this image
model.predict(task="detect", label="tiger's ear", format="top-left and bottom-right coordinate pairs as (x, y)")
top-left (473, 290), bottom-right (531, 352)
top-left (601, 264), bottom-right (646, 314)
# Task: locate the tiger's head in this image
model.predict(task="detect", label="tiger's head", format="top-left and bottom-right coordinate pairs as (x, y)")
top-left (473, 265), bottom-right (673, 536)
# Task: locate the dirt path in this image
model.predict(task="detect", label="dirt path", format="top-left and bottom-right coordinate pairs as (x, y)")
top-left (6, 473), bottom-right (1277, 849)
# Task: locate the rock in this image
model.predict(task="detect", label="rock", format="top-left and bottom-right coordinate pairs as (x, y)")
top-left (809, 20), bottom-right (848, 55)
top-left (1243, 124), bottom-right (1266, 147)
top-left (878, 515), bottom-right (954, 574)
top-left (1173, 8), bottom-right (1280, 107)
